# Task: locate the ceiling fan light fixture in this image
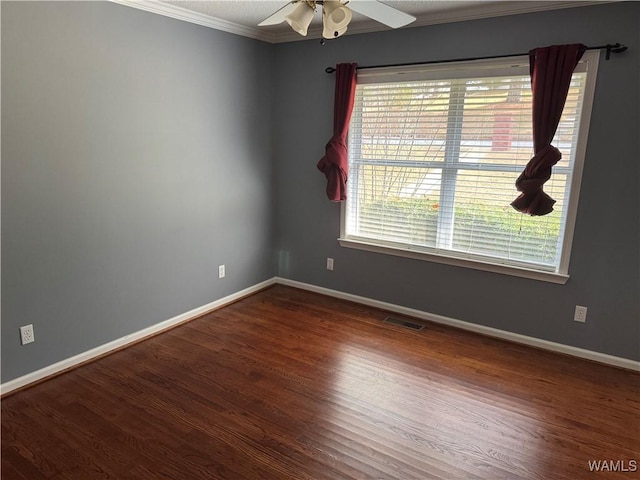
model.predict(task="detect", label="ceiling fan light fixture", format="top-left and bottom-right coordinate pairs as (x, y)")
top-left (322, 0), bottom-right (352, 32)
top-left (259, 0), bottom-right (416, 37)
top-left (322, 22), bottom-right (348, 39)
top-left (285, 1), bottom-right (315, 36)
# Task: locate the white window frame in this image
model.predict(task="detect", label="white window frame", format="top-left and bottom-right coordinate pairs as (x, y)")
top-left (339, 51), bottom-right (600, 284)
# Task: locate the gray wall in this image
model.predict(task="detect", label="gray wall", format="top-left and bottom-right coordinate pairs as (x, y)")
top-left (2, 1), bottom-right (275, 382)
top-left (272, 3), bottom-right (640, 361)
top-left (2, 1), bottom-right (638, 385)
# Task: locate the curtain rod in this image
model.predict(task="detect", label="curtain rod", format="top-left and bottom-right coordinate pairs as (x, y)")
top-left (324, 43), bottom-right (627, 73)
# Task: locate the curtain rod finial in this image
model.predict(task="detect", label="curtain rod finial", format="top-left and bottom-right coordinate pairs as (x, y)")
top-left (606, 43), bottom-right (627, 60)
top-left (326, 66), bottom-right (336, 74)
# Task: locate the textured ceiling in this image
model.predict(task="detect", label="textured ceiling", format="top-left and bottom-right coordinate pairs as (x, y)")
top-left (160, 1), bottom-right (490, 28)
top-left (114, 1), bottom-right (601, 42)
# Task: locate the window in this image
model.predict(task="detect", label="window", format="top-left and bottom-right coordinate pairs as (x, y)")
top-left (340, 52), bottom-right (599, 283)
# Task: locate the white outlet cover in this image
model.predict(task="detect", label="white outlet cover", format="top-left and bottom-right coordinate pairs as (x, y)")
top-left (574, 305), bottom-right (587, 323)
top-left (20, 324), bottom-right (35, 345)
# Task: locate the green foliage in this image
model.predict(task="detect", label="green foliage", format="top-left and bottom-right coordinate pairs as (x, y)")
top-left (453, 201), bottom-right (561, 262)
top-left (360, 197), bottom-right (439, 245)
top-left (359, 196), bottom-right (561, 264)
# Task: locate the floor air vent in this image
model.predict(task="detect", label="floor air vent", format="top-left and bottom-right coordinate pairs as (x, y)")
top-left (383, 316), bottom-right (425, 331)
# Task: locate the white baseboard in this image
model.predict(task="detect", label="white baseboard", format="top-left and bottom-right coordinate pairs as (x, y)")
top-left (0, 278), bottom-right (277, 395)
top-left (3, 275), bottom-right (637, 395)
top-left (274, 277), bottom-right (640, 372)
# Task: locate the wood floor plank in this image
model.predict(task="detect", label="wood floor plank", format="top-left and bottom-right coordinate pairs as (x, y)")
top-left (2, 285), bottom-right (638, 479)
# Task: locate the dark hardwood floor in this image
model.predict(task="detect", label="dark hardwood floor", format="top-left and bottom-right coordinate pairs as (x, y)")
top-left (2, 285), bottom-right (639, 479)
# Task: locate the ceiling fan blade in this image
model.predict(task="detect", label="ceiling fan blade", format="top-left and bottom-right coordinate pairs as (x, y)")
top-left (347, 0), bottom-right (416, 29)
top-left (258, 1), bottom-right (299, 26)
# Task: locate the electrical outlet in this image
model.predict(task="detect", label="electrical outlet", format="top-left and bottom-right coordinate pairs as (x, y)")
top-left (574, 305), bottom-right (588, 323)
top-left (326, 257), bottom-right (334, 271)
top-left (218, 264), bottom-right (225, 278)
top-left (20, 324), bottom-right (35, 345)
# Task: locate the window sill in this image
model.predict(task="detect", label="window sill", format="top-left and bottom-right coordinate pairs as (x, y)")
top-left (337, 237), bottom-right (569, 284)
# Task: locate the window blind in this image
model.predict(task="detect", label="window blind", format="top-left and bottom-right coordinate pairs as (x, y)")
top-left (343, 56), bottom-right (593, 274)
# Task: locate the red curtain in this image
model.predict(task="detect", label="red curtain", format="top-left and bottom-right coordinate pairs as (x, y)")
top-left (511, 44), bottom-right (586, 216)
top-left (317, 63), bottom-right (358, 201)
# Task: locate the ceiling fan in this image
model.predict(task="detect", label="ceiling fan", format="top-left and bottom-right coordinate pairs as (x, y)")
top-left (258, 0), bottom-right (416, 40)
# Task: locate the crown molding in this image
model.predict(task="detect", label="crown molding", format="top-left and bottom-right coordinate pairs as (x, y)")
top-left (341, 1), bottom-right (610, 38)
top-left (110, 0), bottom-right (611, 44)
top-left (109, 0), bottom-right (279, 43)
